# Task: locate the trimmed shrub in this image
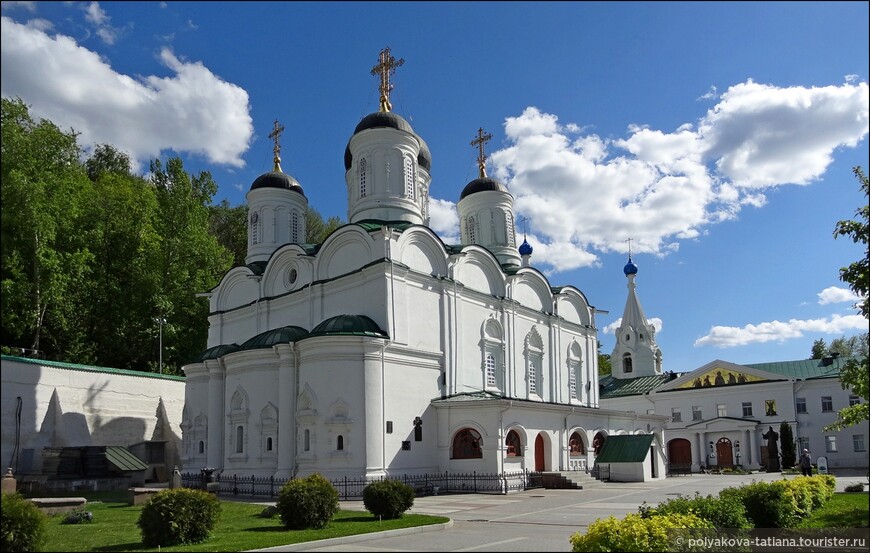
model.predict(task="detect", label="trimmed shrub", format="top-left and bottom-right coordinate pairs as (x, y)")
top-left (570, 512), bottom-right (713, 552)
top-left (276, 473), bottom-right (339, 530)
top-left (1, 493), bottom-right (47, 552)
top-left (61, 508), bottom-right (93, 524)
top-left (720, 480), bottom-right (798, 528)
top-left (137, 488), bottom-right (221, 547)
top-left (363, 479), bottom-right (415, 519)
top-left (639, 492), bottom-right (751, 529)
top-left (844, 482), bottom-right (865, 493)
top-left (785, 477), bottom-right (815, 518)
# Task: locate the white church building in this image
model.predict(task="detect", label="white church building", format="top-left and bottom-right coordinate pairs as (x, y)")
top-left (600, 257), bottom-right (869, 473)
top-left (180, 48), bottom-right (667, 482)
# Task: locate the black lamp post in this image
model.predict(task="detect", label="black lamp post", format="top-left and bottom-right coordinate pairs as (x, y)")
top-left (735, 440), bottom-right (741, 467)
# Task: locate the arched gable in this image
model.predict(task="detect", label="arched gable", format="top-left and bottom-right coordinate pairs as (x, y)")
top-left (230, 387), bottom-right (249, 413)
top-left (214, 267), bottom-right (259, 312)
top-left (555, 287), bottom-right (592, 326)
top-left (395, 227), bottom-right (449, 277)
top-left (260, 402), bottom-right (278, 423)
top-left (452, 247), bottom-right (505, 297)
top-left (315, 226), bottom-right (376, 281)
top-left (568, 340), bottom-right (583, 360)
top-left (510, 270), bottom-right (552, 313)
top-left (262, 245), bottom-right (313, 297)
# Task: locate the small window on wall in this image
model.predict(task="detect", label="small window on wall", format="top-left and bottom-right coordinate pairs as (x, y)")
top-left (569, 432), bottom-right (585, 456)
top-left (796, 398), bottom-right (807, 414)
top-left (671, 408), bottom-right (682, 422)
top-left (304, 429), bottom-right (310, 452)
top-left (337, 435), bottom-right (344, 451)
top-left (825, 435), bottom-right (837, 452)
top-left (692, 406), bottom-right (702, 421)
top-left (853, 434), bottom-right (865, 453)
top-left (821, 396), bottom-right (833, 412)
top-left (717, 404), bottom-right (727, 417)
top-left (505, 430), bottom-right (522, 457)
top-left (623, 353), bottom-right (633, 373)
top-left (849, 395), bottom-right (861, 407)
top-left (198, 441), bottom-right (205, 454)
top-left (742, 402), bottom-right (753, 417)
top-left (235, 426), bottom-right (244, 453)
top-left (452, 428), bottom-right (483, 459)
top-left (266, 437), bottom-right (273, 452)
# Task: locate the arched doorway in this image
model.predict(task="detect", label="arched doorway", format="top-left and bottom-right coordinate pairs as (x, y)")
top-left (534, 434), bottom-right (545, 471)
top-left (668, 438), bottom-right (692, 473)
top-left (716, 437), bottom-right (733, 468)
top-left (592, 431), bottom-right (607, 455)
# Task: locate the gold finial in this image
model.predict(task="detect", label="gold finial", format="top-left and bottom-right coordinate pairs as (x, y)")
top-left (371, 47), bottom-right (404, 113)
top-left (470, 127), bottom-right (493, 178)
top-left (268, 119), bottom-right (285, 172)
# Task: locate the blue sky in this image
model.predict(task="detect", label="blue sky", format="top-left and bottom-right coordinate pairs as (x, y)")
top-left (2, 1), bottom-right (868, 372)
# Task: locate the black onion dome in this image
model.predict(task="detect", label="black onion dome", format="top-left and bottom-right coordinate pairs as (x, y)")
top-left (459, 177), bottom-right (508, 200)
top-left (345, 112), bottom-right (424, 171)
top-left (250, 171), bottom-right (305, 196)
top-left (238, 325), bottom-right (309, 351)
top-left (417, 138), bottom-right (432, 171)
top-left (353, 111), bottom-right (415, 135)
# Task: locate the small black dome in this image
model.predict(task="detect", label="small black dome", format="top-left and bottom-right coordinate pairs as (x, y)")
top-left (417, 138), bottom-right (432, 171)
top-left (250, 171), bottom-right (305, 196)
top-left (353, 111), bottom-right (415, 135)
top-left (459, 177), bottom-right (508, 200)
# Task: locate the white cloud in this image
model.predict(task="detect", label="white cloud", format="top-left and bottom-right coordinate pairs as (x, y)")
top-left (603, 317), bottom-right (663, 337)
top-left (427, 198), bottom-right (460, 245)
top-left (694, 314), bottom-right (867, 347)
top-left (0, 16), bottom-right (253, 171)
top-left (697, 85), bottom-right (718, 101)
top-left (0, 2), bottom-right (36, 12)
top-left (817, 286), bottom-right (862, 305)
top-left (479, 79), bottom-right (868, 274)
top-left (81, 1), bottom-right (117, 45)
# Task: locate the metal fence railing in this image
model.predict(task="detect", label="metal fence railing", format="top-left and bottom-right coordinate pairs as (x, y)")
top-left (182, 469), bottom-right (544, 500)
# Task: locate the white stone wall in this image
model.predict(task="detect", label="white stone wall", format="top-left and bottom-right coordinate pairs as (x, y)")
top-left (1, 356), bottom-right (185, 476)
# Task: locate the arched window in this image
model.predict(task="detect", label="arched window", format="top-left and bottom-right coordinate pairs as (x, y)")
top-left (569, 362), bottom-right (578, 399)
top-left (235, 426), bottom-right (244, 453)
top-left (198, 441), bottom-right (205, 454)
top-left (452, 428), bottom-right (483, 459)
top-left (266, 437), bottom-right (273, 451)
top-left (525, 328), bottom-right (544, 397)
top-left (569, 432), bottom-right (585, 456)
top-left (304, 429), bottom-right (310, 452)
top-left (359, 158), bottom-right (367, 198)
top-left (485, 353), bottom-right (497, 388)
top-left (291, 211), bottom-right (300, 243)
top-left (623, 353), bottom-right (633, 373)
top-left (592, 432), bottom-right (606, 454)
top-left (468, 216), bottom-right (476, 244)
top-left (404, 156), bottom-right (415, 199)
top-left (251, 211), bottom-right (260, 245)
top-left (505, 211), bottom-right (515, 247)
top-left (506, 430), bottom-right (522, 457)
top-left (337, 435), bottom-right (344, 451)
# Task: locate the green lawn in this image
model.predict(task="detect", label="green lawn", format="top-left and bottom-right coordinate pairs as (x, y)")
top-left (797, 492), bottom-right (870, 528)
top-left (42, 500), bottom-right (449, 552)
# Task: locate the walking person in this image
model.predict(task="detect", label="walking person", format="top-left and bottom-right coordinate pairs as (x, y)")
top-left (799, 448), bottom-right (813, 476)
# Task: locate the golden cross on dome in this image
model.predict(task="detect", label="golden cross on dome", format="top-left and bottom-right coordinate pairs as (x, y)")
top-left (371, 47), bottom-right (404, 113)
top-left (268, 119), bottom-right (285, 172)
top-left (470, 127), bottom-right (493, 178)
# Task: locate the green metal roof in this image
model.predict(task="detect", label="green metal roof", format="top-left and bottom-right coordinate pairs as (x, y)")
top-left (189, 343), bottom-right (240, 363)
top-left (0, 355), bottom-right (184, 381)
top-left (105, 446), bottom-right (148, 472)
top-left (353, 219), bottom-right (416, 233)
top-left (307, 314), bottom-right (389, 339)
top-left (743, 356), bottom-right (858, 380)
top-left (595, 434), bottom-right (655, 463)
top-left (599, 374), bottom-right (677, 398)
top-left (238, 326), bottom-right (309, 351)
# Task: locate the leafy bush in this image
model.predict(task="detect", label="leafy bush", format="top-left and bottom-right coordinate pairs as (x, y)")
top-left (259, 505), bottom-right (279, 518)
top-left (785, 478), bottom-right (815, 518)
top-left (137, 488), bottom-right (221, 547)
top-left (720, 480), bottom-right (799, 528)
top-left (61, 508), bottom-right (93, 524)
top-left (363, 479), bottom-right (415, 519)
top-left (639, 492), bottom-right (750, 528)
top-left (1, 492), bottom-right (47, 552)
top-left (570, 512), bottom-right (713, 552)
top-left (844, 482), bottom-right (865, 492)
top-left (276, 473), bottom-right (339, 530)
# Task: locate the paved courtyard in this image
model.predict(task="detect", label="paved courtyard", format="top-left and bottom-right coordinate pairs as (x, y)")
top-left (249, 470), bottom-right (869, 552)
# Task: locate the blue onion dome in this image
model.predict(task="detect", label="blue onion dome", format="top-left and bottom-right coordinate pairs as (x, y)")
top-left (459, 176), bottom-right (508, 200)
top-left (519, 237), bottom-right (533, 256)
top-left (624, 257), bottom-right (638, 275)
top-left (250, 170), bottom-right (305, 196)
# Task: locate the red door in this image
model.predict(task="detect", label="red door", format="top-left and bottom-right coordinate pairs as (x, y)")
top-left (535, 434), bottom-right (545, 471)
top-left (668, 439), bottom-right (692, 466)
top-left (716, 438), bottom-right (733, 468)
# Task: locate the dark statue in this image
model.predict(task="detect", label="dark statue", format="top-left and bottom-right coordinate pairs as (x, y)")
top-left (762, 425), bottom-right (780, 472)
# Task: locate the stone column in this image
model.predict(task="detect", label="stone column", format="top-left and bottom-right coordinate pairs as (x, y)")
top-left (206, 359), bottom-right (225, 470)
top-left (275, 344), bottom-right (297, 479)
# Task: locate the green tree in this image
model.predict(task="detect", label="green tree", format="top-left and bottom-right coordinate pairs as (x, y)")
top-left (825, 167), bottom-right (869, 431)
top-left (779, 422), bottom-right (796, 469)
top-left (306, 207), bottom-right (343, 244)
top-left (149, 157), bottom-right (232, 373)
top-left (810, 338), bottom-right (827, 359)
top-left (0, 97), bottom-right (93, 359)
top-left (209, 199), bottom-right (248, 267)
top-left (598, 352), bottom-right (612, 377)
